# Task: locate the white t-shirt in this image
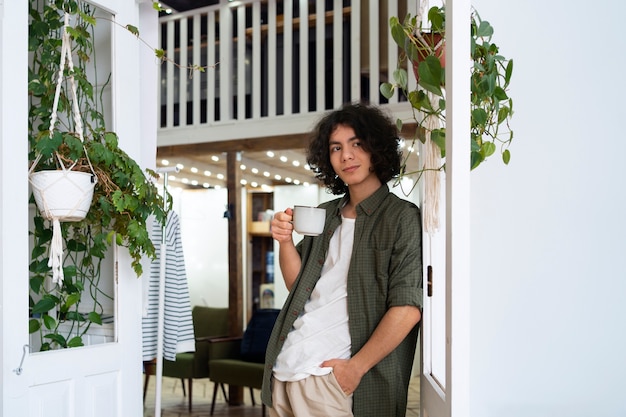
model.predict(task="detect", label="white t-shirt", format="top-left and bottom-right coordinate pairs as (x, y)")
top-left (273, 217), bottom-right (355, 381)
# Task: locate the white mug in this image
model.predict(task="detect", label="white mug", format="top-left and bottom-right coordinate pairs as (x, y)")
top-left (292, 205), bottom-right (326, 236)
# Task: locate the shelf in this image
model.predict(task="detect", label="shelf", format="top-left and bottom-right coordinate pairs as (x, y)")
top-left (249, 221), bottom-right (271, 235)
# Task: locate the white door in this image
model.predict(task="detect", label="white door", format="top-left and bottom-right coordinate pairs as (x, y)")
top-left (420, 0), bottom-right (471, 416)
top-left (1, 1), bottom-right (156, 416)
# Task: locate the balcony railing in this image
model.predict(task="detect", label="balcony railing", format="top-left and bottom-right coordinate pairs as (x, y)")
top-left (158, 0), bottom-right (416, 144)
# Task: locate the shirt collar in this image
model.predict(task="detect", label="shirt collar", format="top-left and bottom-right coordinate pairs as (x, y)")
top-left (335, 184), bottom-right (389, 217)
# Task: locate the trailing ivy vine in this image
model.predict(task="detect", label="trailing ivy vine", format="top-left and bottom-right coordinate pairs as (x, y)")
top-left (28, 0), bottom-right (171, 350)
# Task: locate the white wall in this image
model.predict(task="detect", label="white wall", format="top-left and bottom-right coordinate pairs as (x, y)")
top-left (171, 188), bottom-right (230, 308)
top-left (469, 0), bottom-right (626, 416)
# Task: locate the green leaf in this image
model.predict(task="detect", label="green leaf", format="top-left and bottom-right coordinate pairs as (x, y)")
top-left (390, 16), bottom-right (407, 48)
top-left (393, 68), bottom-right (408, 90)
top-left (67, 336), bottom-right (84, 348)
top-left (88, 311), bottom-right (103, 325)
top-left (66, 311), bottom-right (87, 322)
top-left (31, 245), bottom-right (46, 258)
top-left (103, 132), bottom-right (119, 148)
top-left (427, 7), bottom-right (445, 32)
top-left (498, 106), bottom-right (510, 124)
top-left (65, 293), bottom-right (81, 309)
top-left (470, 151), bottom-right (484, 170)
top-left (417, 56), bottom-right (444, 97)
top-left (125, 24), bottom-right (139, 37)
top-left (380, 83), bottom-right (395, 99)
top-left (32, 295), bottom-right (59, 314)
top-left (36, 131), bottom-right (62, 157)
top-left (476, 21), bottom-right (494, 38)
top-left (43, 314), bottom-right (57, 330)
top-left (504, 59), bottom-right (513, 86)
top-left (44, 333), bottom-right (67, 348)
top-left (503, 149), bottom-right (511, 164)
top-left (430, 129), bottom-right (446, 155)
top-left (29, 319), bottom-right (41, 334)
top-left (482, 142), bottom-right (496, 157)
top-left (66, 239), bottom-right (87, 252)
top-left (472, 108), bottom-right (488, 128)
top-left (493, 86), bottom-right (508, 100)
top-left (62, 265), bottom-right (77, 280)
top-left (30, 276), bottom-right (45, 294)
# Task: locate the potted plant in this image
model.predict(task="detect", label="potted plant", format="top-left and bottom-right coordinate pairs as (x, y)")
top-left (381, 5), bottom-right (514, 172)
top-left (28, 0), bottom-right (170, 350)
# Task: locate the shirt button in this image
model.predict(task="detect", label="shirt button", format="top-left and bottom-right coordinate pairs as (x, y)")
top-left (318, 259), bottom-right (324, 265)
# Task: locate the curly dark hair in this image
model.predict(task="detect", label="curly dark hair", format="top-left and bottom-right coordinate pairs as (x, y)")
top-left (306, 102), bottom-right (402, 195)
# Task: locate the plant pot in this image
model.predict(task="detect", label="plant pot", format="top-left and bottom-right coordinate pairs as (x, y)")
top-left (29, 170), bottom-right (96, 222)
top-left (411, 32), bottom-right (446, 83)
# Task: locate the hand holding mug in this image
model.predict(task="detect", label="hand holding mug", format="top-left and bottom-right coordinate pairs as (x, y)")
top-left (271, 208), bottom-right (295, 243)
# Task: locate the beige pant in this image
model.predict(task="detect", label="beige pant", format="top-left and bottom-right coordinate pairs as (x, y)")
top-left (269, 373), bottom-right (353, 417)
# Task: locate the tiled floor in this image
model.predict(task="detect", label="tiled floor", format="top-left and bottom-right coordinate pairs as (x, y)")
top-left (143, 376), bottom-right (420, 417)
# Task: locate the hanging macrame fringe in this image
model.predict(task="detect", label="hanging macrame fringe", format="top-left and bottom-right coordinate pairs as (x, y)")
top-left (422, 93), bottom-right (442, 235)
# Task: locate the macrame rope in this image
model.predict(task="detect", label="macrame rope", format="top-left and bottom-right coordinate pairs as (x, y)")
top-left (49, 219), bottom-right (64, 285)
top-left (29, 13), bottom-right (97, 285)
top-left (422, 92), bottom-right (442, 235)
top-left (50, 13), bottom-right (84, 143)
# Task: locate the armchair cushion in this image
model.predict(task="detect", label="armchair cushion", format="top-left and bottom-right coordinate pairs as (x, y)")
top-left (240, 309), bottom-right (281, 363)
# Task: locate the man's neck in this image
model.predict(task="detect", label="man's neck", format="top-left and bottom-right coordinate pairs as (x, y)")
top-left (343, 178), bottom-right (382, 218)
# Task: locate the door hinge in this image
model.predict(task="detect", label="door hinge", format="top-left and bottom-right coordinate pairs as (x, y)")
top-left (427, 265), bottom-right (433, 297)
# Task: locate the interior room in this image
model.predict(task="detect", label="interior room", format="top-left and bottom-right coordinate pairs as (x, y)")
top-left (3, 0), bottom-right (626, 416)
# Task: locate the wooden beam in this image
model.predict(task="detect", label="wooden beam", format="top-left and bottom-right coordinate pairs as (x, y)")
top-left (157, 133), bottom-right (311, 157)
top-left (226, 151), bottom-right (245, 405)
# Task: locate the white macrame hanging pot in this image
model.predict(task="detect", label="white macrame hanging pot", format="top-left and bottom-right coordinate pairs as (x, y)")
top-left (28, 14), bottom-right (98, 285)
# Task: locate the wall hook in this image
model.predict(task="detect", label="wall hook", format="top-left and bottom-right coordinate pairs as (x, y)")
top-left (13, 344), bottom-right (30, 376)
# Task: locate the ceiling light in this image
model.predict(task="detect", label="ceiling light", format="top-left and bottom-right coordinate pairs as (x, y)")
top-left (292, 161), bottom-right (300, 167)
top-left (285, 177), bottom-right (292, 183)
top-left (191, 180), bottom-right (198, 186)
top-left (182, 178), bottom-right (189, 184)
top-left (266, 151), bottom-right (274, 157)
top-left (215, 185), bottom-right (222, 190)
top-left (274, 174), bottom-right (281, 180)
top-left (251, 168), bottom-right (259, 174)
top-left (240, 179), bottom-right (248, 185)
top-left (203, 183), bottom-right (210, 188)
top-left (211, 155), bottom-right (219, 162)
top-left (280, 156), bottom-right (288, 163)
top-left (303, 182), bottom-right (310, 186)
top-left (161, 159), bottom-right (170, 166)
top-left (204, 170), bottom-right (211, 176)
top-left (304, 164), bottom-right (310, 170)
top-left (240, 164), bottom-right (246, 170)
top-left (293, 179), bottom-right (300, 185)
top-left (263, 171), bottom-right (270, 177)
top-left (251, 181), bottom-right (258, 187)
top-left (217, 173), bottom-right (224, 180)
top-left (169, 175), bottom-right (177, 181)
top-left (190, 167), bottom-right (198, 173)
top-left (176, 163), bottom-right (184, 170)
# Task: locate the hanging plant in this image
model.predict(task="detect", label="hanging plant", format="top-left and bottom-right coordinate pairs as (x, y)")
top-left (28, 0), bottom-right (171, 350)
top-left (381, 5), bottom-right (514, 172)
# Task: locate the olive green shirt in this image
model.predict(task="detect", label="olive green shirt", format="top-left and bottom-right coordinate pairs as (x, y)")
top-left (261, 184), bottom-right (423, 416)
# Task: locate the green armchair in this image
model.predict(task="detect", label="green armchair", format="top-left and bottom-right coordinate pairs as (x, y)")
top-left (208, 308), bottom-right (280, 416)
top-left (143, 306), bottom-right (229, 411)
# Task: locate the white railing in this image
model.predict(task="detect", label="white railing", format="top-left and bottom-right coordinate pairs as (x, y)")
top-left (157, 0), bottom-right (416, 145)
